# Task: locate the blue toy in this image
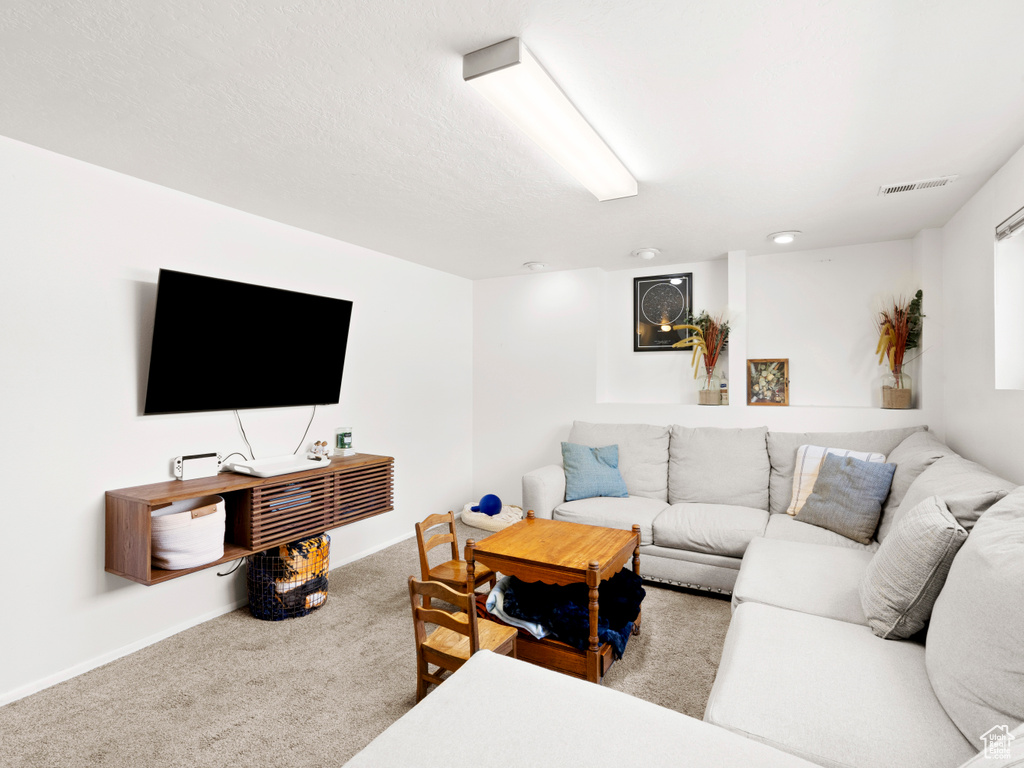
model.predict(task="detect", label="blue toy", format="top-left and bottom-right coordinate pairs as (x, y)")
top-left (471, 493), bottom-right (503, 517)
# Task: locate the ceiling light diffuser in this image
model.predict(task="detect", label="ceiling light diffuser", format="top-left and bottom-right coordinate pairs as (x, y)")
top-left (464, 38), bottom-right (637, 202)
top-left (632, 248), bottom-right (660, 260)
top-left (768, 231), bottom-right (801, 244)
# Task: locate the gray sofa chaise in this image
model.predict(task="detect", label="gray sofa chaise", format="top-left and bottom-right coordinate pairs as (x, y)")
top-left (523, 421), bottom-right (935, 593)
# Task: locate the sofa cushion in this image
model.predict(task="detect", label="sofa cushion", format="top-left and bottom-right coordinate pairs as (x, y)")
top-left (877, 431), bottom-right (957, 541)
top-left (786, 444), bottom-right (886, 515)
top-left (568, 421), bottom-right (669, 501)
top-left (560, 442), bottom-right (628, 501)
top-left (926, 488), bottom-right (1024, 744)
top-left (732, 537), bottom-right (872, 624)
top-left (860, 495), bottom-right (967, 640)
top-left (345, 650), bottom-right (820, 768)
top-left (705, 603), bottom-right (977, 768)
top-left (553, 495), bottom-right (668, 545)
top-left (652, 503), bottom-right (768, 558)
top-left (765, 512), bottom-right (879, 552)
top-left (767, 426), bottom-right (925, 516)
top-left (795, 454), bottom-right (896, 544)
top-left (896, 454), bottom-right (1015, 534)
top-left (668, 426), bottom-right (769, 510)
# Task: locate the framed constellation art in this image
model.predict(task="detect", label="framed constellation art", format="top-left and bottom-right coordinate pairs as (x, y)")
top-left (633, 273), bottom-right (694, 352)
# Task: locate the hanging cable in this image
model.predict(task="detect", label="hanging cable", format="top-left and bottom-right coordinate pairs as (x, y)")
top-left (293, 404), bottom-right (317, 454)
top-left (217, 558), bottom-right (245, 577)
top-left (234, 410), bottom-right (255, 460)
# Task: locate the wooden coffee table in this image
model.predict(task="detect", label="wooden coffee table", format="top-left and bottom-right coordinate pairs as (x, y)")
top-left (465, 510), bottom-right (641, 684)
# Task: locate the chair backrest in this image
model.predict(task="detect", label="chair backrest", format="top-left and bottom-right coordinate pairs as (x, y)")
top-left (414, 512), bottom-right (460, 580)
top-left (408, 577), bottom-right (479, 655)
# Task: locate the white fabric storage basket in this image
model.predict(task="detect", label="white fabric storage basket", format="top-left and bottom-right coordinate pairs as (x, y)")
top-left (151, 494), bottom-right (226, 570)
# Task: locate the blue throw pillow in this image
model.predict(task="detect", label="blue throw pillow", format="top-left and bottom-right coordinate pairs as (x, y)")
top-left (797, 453), bottom-right (896, 544)
top-left (561, 442), bottom-right (629, 502)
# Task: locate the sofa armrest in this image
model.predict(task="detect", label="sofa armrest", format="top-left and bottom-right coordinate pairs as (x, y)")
top-left (522, 464), bottom-right (566, 519)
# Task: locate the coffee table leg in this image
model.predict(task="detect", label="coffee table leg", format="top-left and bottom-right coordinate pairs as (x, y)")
top-left (587, 560), bottom-right (600, 683)
top-left (631, 524), bottom-right (642, 636)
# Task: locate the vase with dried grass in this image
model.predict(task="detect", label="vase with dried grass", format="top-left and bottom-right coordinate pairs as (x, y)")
top-left (876, 290), bottom-right (923, 409)
top-left (672, 311), bottom-right (730, 405)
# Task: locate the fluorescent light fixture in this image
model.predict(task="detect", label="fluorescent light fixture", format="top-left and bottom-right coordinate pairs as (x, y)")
top-left (464, 38), bottom-right (637, 202)
top-left (768, 230), bottom-right (801, 244)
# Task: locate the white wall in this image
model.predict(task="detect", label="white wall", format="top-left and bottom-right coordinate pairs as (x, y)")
top-left (599, 260), bottom-right (729, 403)
top-left (473, 243), bottom-right (934, 507)
top-left (941, 141), bottom-right (1024, 482)
top-left (747, 241), bottom-right (917, 407)
top-left (0, 137), bottom-right (474, 703)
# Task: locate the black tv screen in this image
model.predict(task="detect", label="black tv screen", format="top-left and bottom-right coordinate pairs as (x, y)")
top-left (143, 270), bottom-right (353, 414)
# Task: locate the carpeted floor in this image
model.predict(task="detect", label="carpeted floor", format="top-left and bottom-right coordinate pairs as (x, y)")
top-left (0, 523), bottom-right (732, 767)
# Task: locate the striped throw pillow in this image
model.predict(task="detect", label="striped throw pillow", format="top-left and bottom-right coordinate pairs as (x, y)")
top-left (786, 444), bottom-right (886, 515)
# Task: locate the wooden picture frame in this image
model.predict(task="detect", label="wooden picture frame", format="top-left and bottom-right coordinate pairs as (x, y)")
top-left (633, 273), bottom-right (694, 351)
top-left (747, 359), bottom-right (790, 406)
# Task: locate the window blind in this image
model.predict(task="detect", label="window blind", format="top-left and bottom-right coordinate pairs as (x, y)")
top-left (996, 204), bottom-right (1024, 241)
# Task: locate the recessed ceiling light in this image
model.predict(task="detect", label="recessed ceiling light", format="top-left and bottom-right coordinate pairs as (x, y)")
top-left (523, 261), bottom-right (547, 271)
top-left (768, 231), bottom-right (801, 245)
top-left (464, 38), bottom-right (637, 202)
top-left (631, 248), bottom-right (660, 260)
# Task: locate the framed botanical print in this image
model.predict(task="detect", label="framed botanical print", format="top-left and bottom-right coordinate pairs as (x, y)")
top-left (747, 359), bottom-right (790, 405)
top-left (633, 273), bottom-right (694, 351)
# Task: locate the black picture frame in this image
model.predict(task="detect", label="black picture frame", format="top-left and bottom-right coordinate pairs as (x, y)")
top-left (633, 273), bottom-right (694, 352)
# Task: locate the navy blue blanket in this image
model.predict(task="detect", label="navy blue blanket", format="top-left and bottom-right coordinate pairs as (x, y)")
top-left (500, 569), bottom-right (645, 658)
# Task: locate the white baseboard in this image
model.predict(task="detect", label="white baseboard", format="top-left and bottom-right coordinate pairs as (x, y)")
top-left (0, 529), bottom-right (415, 707)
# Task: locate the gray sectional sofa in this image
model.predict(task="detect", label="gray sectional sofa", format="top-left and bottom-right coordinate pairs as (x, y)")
top-left (523, 421), bottom-right (935, 593)
top-left (520, 420), bottom-right (1024, 767)
top-left (346, 421), bottom-right (1024, 768)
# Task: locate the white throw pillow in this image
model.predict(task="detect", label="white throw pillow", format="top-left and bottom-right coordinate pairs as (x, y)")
top-left (786, 444), bottom-right (886, 515)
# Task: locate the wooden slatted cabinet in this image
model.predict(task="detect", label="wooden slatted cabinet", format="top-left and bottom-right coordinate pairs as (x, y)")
top-left (106, 453), bottom-right (394, 585)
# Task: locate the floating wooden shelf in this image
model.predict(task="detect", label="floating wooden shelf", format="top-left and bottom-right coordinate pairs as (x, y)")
top-left (105, 453), bottom-right (394, 585)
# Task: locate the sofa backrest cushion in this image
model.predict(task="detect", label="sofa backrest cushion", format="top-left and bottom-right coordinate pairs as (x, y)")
top-left (668, 426), bottom-right (769, 510)
top-left (568, 421), bottom-right (669, 501)
top-left (895, 454), bottom-right (1015, 534)
top-left (877, 431), bottom-right (957, 541)
top-left (766, 426), bottom-right (926, 517)
top-left (926, 488), bottom-right (1024, 743)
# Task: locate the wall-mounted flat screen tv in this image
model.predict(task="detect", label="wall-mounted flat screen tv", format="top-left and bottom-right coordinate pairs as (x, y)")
top-left (143, 269), bottom-right (353, 415)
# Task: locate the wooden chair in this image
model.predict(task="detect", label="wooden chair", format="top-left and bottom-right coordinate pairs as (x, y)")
top-left (408, 577), bottom-right (517, 700)
top-left (415, 512), bottom-right (496, 606)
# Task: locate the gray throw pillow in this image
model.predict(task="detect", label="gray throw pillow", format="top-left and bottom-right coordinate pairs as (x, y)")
top-left (797, 454), bottom-right (896, 544)
top-left (859, 495), bottom-right (968, 639)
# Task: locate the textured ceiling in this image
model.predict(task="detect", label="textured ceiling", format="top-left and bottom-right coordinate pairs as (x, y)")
top-left (2, 1), bottom-right (1024, 279)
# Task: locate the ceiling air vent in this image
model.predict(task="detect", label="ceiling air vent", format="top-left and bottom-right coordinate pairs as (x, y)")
top-left (878, 175), bottom-right (959, 196)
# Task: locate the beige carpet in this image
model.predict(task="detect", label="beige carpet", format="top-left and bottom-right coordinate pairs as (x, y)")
top-left (0, 523), bottom-right (731, 767)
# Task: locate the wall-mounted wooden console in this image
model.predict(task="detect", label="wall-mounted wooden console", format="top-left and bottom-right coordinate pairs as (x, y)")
top-left (105, 453), bottom-right (394, 585)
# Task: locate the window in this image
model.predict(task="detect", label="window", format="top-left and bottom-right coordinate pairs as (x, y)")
top-left (994, 204), bottom-right (1024, 390)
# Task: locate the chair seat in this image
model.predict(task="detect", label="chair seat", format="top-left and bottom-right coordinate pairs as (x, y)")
top-left (429, 559), bottom-right (494, 588)
top-left (423, 618), bottom-right (518, 665)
